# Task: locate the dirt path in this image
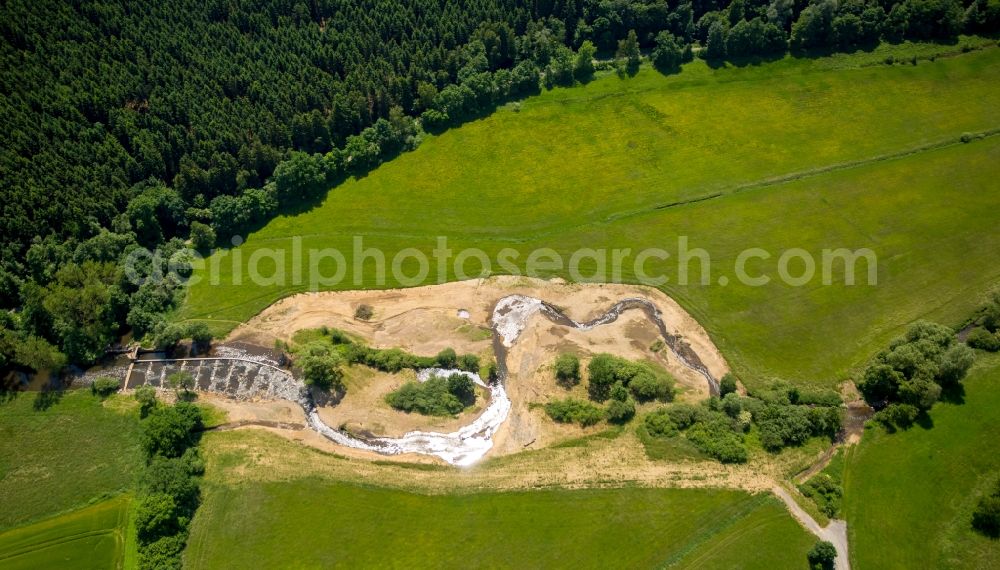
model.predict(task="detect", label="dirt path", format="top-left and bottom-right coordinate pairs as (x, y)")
top-left (772, 486), bottom-right (850, 570)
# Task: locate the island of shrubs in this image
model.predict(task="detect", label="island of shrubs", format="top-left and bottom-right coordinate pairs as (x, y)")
top-left (385, 373), bottom-right (477, 416)
top-left (544, 353), bottom-right (676, 428)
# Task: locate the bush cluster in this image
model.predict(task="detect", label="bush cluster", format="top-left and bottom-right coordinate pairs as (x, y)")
top-left (641, 402), bottom-right (748, 463)
top-left (640, 379), bottom-right (844, 464)
top-left (385, 373), bottom-right (476, 416)
top-left (295, 341), bottom-right (345, 392)
top-left (859, 321), bottom-right (974, 426)
top-left (342, 342), bottom-right (480, 375)
top-left (153, 321), bottom-right (214, 353)
top-left (966, 327), bottom-right (1000, 352)
top-left (800, 474), bottom-right (843, 518)
top-left (587, 353), bottom-right (675, 403)
top-left (135, 397), bottom-right (205, 569)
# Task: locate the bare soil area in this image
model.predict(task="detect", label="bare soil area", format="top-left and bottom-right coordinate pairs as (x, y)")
top-left (226, 276), bottom-right (730, 461)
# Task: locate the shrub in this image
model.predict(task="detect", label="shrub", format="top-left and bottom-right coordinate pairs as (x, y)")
top-left (644, 409), bottom-right (678, 437)
top-left (435, 348), bottom-right (457, 368)
top-left (628, 369), bottom-right (674, 402)
top-left (982, 292), bottom-right (1000, 332)
top-left (610, 382), bottom-right (630, 402)
top-left (141, 402), bottom-right (203, 458)
top-left (587, 353), bottom-right (620, 401)
top-left (967, 327), bottom-right (1000, 352)
top-left (800, 474), bottom-right (843, 518)
top-left (296, 342), bottom-right (345, 392)
top-left (587, 353), bottom-right (674, 402)
top-left (796, 388), bottom-right (843, 407)
top-left (807, 540), bottom-right (837, 570)
top-left (457, 353), bottom-right (480, 373)
top-left (189, 221), bottom-right (216, 250)
top-left (327, 328), bottom-right (352, 345)
top-left (606, 397), bottom-right (637, 424)
top-left (134, 385), bottom-right (158, 418)
top-left (446, 374), bottom-right (476, 405)
top-left (354, 304), bottom-right (374, 321)
top-left (666, 403), bottom-right (704, 430)
top-left (756, 404), bottom-right (815, 451)
top-left (721, 393), bottom-right (742, 418)
top-left (554, 354), bottom-right (581, 387)
top-left (166, 371), bottom-right (194, 396)
top-left (545, 398), bottom-right (605, 426)
top-left (719, 373), bottom-right (738, 397)
top-left (91, 376), bottom-right (120, 398)
top-left (873, 403), bottom-right (920, 429)
top-left (686, 412), bottom-right (747, 463)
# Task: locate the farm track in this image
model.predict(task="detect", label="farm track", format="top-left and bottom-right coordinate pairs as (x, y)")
top-left (773, 486), bottom-right (851, 570)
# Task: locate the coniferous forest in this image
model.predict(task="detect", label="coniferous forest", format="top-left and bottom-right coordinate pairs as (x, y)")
top-left (1, 0), bottom-right (997, 371)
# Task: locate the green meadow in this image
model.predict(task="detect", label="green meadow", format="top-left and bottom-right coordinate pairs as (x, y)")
top-left (0, 495), bottom-right (130, 570)
top-left (843, 352), bottom-right (1000, 569)
top-left (184, 478), bottom-right (813, 569)
top-left (0, 391), bottom-right (143, 529)
top-left (179, 46), bottom-right (1000, 389)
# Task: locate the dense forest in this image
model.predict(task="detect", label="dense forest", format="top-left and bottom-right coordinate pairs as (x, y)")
top-left (1, 0), bottom-right (998, 373)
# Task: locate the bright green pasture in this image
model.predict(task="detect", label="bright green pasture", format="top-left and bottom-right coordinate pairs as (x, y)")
top-left (0, 391), bottom-right (143, 529)
top-left (184, 478), bottom-right (813, 569)
top-left (844, 353), bottom-right (1000, 569)
top-left (0, 495), bottom-right (130, 570)
top-left (179, 46), bottom-right (1000, 388)
top-left (670, 496), bottom-right (817, 569)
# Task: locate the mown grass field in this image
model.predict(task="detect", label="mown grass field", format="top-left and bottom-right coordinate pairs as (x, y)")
top-left (843, 352), bottom-right (1000, 569)
top-left (0, 391), bottom-right (143, 529)
top-left (0, 495), bottom-right (130, 570)
top-left (184, 478), bottom-right (813, 569)
top-left (178, 44), bottom-right (1000, 389)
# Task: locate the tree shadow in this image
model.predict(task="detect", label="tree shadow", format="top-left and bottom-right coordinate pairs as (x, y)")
top-left (177, 390), bottom-right (198, 403)
top-left (940, 382), bottom-right (966, 405)
top-left (915, 410), bottom-right (935, 430)
top-left (0, 387), bottom-right (18, 405)
top-left (33, 384), bottom-right (64, 411)
top-left (311, 385), bottom-right (345, 407)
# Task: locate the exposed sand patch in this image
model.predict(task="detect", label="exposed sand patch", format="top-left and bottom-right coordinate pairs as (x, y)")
top-left (226, 276), bottom-right (729, 462)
